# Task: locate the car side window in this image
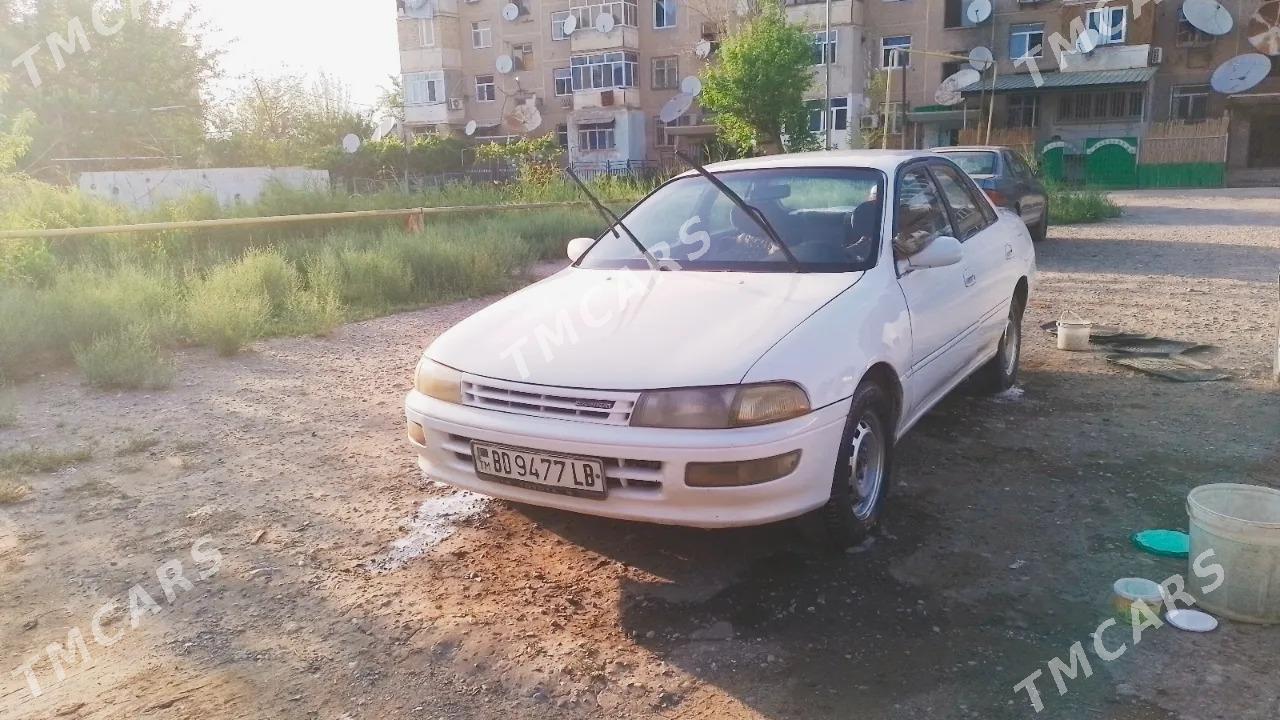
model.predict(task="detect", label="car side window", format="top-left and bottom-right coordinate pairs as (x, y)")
top-left (930, 164), bottom-right (990, 240)
top-left (1006, 151), bottom-right (1034, 179)
top-left (894, 166), bottom-right (954, 258)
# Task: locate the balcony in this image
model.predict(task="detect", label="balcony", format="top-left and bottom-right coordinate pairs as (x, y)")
top-left (783, 0), bottom-right (857, 27)
top-left (573, 88), bottom-right (641, 111)
top-left (570, 24), bottom-right (640, 53)
top-left (399, 47), bottom-right (464, 73)
top-left (404, 99), bottom-right (464, 126)
top-left (1059, 43), bottom-right (1152, 72)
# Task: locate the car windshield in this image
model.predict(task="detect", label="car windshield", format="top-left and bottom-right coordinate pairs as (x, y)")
top-left (576, 167), bottom-right (885, 273)
top-left (938, 151), bottom-right (998, 176)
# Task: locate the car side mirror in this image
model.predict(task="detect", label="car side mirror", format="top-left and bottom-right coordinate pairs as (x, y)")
top-left (566, 237), bottom-right (594, 263)
top-left (908, 235), bottom-right (963, 269)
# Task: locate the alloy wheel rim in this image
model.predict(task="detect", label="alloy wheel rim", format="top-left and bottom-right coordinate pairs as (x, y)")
top-left (848, 416), bottom-right (885, 520)
top-left (1002, 310), bottom-right (1020, 376)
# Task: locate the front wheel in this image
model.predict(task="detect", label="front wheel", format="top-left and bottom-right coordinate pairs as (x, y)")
top-left (814, 382), bottom-right (895, 549)
top-left (976, 293), bottom-right (1025, 393)
top-left (1030, 206), bottom-right (1049, 242)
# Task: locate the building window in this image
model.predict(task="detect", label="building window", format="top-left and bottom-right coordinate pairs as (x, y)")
top-left (417, 19), bottom-right (435, 47)
top-left (651, 55), bottom-right (679, 89)
top-left (882, 35), bottom-right (911, 68)
top-left (654, 0), bottom-right (676, 29)
top-left (1176, 11), bottom-right (1211, 46)
top-left (1057, 89), bottom-right (1143, 122)
top-left (569, 0), bottom-right (640, 30)
top-left (656, 115), bottom-right (692, 147)
top-left (944, 0), bottom-right (964, 28)
top-left (556, 123), bottom-right (570, 148)
top-left (570, 51), bottom-right (638, 91)
top-left (405, 71), bottom-right (443, 105)
top-left (941, 59), bottom-right (964, 82)
top-left (552, 10), bottom-right (572, 40)
top-left (807, 98), bottom-right (849, 132)
top-left (1009, 23), bottom-right (1044, 61)
top-left (554, 67), bottom-right (574, 96)
top-left (1006, 94), bottom-right (1039, 127)
top-left (811, 30), bottom-right (837, 65)
top-left (1170, 84), bottom-right (1209, 120)
top-left (1086, 7), bottom-right (1126, 45)
top-left (472, 21), bottom-right (492, 49)
top-left (475, 75), bottom-right (496, 102)
top-left (578, 122), bottom-right (616, 150)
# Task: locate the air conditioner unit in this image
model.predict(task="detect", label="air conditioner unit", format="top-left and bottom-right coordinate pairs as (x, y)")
top-left (859, 113), bottom-right (881, 129)
top-left (447, 98), bottom-right (464, 110)
top-left (1149, 46), bottom-right (1164, 65)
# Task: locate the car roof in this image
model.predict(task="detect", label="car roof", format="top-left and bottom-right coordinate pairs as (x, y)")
top-left (681, 150), bottom-right (937, 177)
top-left (930, 146), bottom-right (1008, 153)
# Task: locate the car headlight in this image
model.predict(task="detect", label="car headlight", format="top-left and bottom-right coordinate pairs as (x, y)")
top-left (414, 357), bottom-right (463, 404)
top-left (630, 382), bottom-right (810, 429)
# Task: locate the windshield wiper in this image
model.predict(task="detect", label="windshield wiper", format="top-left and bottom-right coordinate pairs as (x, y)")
top-left (564, 167), bottom-right (661, 271)
top-left (674, 150), bottom-right (803, 272)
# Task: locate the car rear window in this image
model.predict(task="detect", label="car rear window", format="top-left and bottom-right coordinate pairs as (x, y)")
top-left (938, 151), bottom-right (998, 176)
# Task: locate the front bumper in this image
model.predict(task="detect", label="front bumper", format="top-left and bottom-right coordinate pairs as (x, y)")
top-left (404, 391), bottom-right (850, 528)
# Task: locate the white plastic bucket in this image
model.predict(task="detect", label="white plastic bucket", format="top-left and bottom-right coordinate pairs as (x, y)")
top-left (1187, 484), bottom-right (1280, 624)
top-left (1057, 311), bottom-right (1092, 351)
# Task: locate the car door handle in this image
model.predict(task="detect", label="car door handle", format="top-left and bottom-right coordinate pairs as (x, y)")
top-left (964, 272), bottom-right (977, 287)
top-left (1005, 244), bottom-right (1014, 259)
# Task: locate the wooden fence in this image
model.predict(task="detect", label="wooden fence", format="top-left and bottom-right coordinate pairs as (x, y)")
top-left (1139, 116), bottom-right (1230, 164)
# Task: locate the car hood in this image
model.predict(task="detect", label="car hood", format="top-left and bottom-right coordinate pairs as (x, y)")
top-left (427, 267), bottom-right (863, 389)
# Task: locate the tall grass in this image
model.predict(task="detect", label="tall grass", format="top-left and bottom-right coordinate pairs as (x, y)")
top-left (1048, 185), bottom-right (1123, 225)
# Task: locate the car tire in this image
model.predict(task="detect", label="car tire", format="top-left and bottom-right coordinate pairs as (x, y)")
top-left (977, 292), bottom-right (1025, 393)
top-left (1030, 209), bottom-right (1048, 242)
top-left (813, 381), bottom-right (895, 550)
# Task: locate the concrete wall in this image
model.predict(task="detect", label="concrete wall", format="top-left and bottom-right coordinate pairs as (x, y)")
top-left (77, 168), bottom-right (331, 211)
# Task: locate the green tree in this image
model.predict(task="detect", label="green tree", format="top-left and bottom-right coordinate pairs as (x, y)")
top-left (208, 72), bottom-right (373, 168)
top-left (698, 1), bottom-right (815, 155)
top-left (0, 77), bottom-right (33, 173)
top-left (1, 0), bottom-right (218, 177)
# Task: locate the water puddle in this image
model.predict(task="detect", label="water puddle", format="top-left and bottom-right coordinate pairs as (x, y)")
top-left (992, 386), bottom-right (1026, 403)
top-left (366, 489), bottom-right (489, 573)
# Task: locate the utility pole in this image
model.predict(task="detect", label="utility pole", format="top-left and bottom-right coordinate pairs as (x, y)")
top-left (824, 0), bottom-right (832, 151)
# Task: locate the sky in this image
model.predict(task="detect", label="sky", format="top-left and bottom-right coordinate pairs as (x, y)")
top-left (184, 0), bottom-right (401, 112)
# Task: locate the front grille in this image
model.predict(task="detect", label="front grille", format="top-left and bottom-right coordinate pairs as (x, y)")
top-left (444, 434), bottom-right (663, 492)
top-left (461, 377), bottom-right (638, 426)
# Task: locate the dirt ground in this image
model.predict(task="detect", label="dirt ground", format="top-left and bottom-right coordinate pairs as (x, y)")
top-left (1, 187), bottom-right (1278, 720)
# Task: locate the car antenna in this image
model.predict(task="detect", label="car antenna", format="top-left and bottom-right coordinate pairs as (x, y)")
top-left (673, 150), bottom-right (803, 272)
top-left (563, 167), bottom-right (662, 271)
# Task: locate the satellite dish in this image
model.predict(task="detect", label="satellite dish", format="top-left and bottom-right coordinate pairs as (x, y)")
top-left (968, 46), bottom-right (994, 71)
top-left (1247, 1), bottom-right (1280, 55)
top-left (694, 39), bottom-right (714, 59)
top-left (966, 0), bottom-right (992, 24)
top-left (595, 12), bottom-right (615, 34)
top-left (680, 76), bottom-right (703, 96)
top-left (501, 2), bottom-right (521, 21)
top-left (1210, 53), bottom-right (1273, 93)
top-left (1075, 28), bottom-right (1102, 54)
top-left (464, 120), bottom-right (478, 136)
top-left (341, 134), bottom-right (361, 154)
top-left (562, 13), bottom-right (578, 35)
top-left (506, 99), bottom-right (542, 133)
top-left (660, 93), bottom-right (695, 123)
top-left (936, 68), bottom-right (981, 105)
top-left (1183, 0), bottom-right (1234, 36)
top-left (496, 54), bottom-right (517, 74)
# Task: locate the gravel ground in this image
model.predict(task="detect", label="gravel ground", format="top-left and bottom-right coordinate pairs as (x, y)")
top-left (0, 188), bottom-right (1277, 720)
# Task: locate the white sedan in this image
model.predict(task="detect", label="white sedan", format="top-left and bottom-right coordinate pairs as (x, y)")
top-left (405, 150), bottom-right (1035, 546)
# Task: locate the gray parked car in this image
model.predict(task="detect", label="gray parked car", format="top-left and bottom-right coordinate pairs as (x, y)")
top-left (931, 146), bottom-right (1048, 242)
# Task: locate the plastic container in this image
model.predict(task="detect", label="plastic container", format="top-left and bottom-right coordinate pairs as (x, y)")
top-left (1112, 577), bottom-right (1164, 624)
top-left (1187, 483), bottom-right (1280, 624)
top-left (1057, 311), bottom-right (1093, 351)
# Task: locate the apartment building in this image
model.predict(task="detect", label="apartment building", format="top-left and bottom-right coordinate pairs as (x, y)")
top-left (396, 0), bottom-right (1278, 184)
top-left (395, 0), bottom-right (866, 166)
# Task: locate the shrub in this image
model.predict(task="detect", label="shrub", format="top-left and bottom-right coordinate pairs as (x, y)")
top-left (73, 324), bottom-right (176, 390)
top-left (0, 446), bottom-right (92, 473)
top-left (185, 267), bottom-right (270, 356)
top-left (0, 387), bottom-right (16, 428)
top-left (1048, 186), bottom-right (1123, 225)
top-left (0, 475), bottom-right (29, 504)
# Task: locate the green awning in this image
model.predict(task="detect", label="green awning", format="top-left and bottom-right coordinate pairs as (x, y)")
top-left (960, 67), bottom-right (1158, 94)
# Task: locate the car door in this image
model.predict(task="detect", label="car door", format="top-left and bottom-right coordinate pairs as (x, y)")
top-left (1004, 150), bottom-right (1046, 224)
top-left (892, 163), bottom-right (980, 414)
top-left (929, 160), bottom-right (1013, 355)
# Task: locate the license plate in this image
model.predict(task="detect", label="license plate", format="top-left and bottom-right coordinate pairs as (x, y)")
top-left (471, 442), bottom-right (607, 499)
